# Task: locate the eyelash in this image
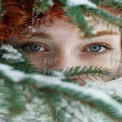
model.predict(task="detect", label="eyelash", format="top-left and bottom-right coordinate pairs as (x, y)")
top-left (82, 43), bottom-right (113, 56)
top-left (18, 41), bottom-right (49, 55)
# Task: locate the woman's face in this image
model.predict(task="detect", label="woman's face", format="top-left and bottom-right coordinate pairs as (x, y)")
top-left (8, 17), bottom-right (121, 81)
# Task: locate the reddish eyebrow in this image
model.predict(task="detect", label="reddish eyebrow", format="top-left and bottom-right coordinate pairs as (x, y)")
top-left (32, 32), bottom-right (53, 39)
top-left (95, 30), bottom-right (118, 37)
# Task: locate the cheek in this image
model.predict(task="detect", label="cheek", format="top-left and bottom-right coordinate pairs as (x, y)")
top-left (79, 53), bottom-right (110, 66)
top-left (27, 53), bottom-right (58, 69)
top-left (79, 52), bottom-right (121, 72)
top-left (109, 50), bottom-right (121, 74)
top-left (26, 53), bottom-right (50, 68)
top-left (110, 57), bottom-right (121, 75)
top-left (79, 53), bottom-right (121, 81)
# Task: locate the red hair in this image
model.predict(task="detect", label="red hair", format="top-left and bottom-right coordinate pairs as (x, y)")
top-left (0, 0), bottom-right (65, 42)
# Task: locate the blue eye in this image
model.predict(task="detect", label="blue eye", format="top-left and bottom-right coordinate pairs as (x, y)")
top-left (89, 45), bottom-right (102, 52)
top-left (84, 44), bottom-right (110, 54)
top-left (20, 42), bottom-right (49, 52)
top-left (27, 44), bottom-right (42, 51)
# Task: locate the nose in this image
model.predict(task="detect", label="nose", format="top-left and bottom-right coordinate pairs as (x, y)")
top-left (43, 51), bottom-right (81, 71)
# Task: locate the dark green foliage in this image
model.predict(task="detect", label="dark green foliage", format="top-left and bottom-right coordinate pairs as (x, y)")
top-left (64, 66), bottom-right (112, 81)
top-left (0, 74), bottom-right (25, 116)
top-left (91, 0), bottom-right (122, 9)
top-left (85, 7), bottom-right (122, 27)
top-left (34, 0), bottom-right (53, 12)
top-left (65, 6), bottom-right (93, 36)
top-left (0, 1), bottom-right (2, 16)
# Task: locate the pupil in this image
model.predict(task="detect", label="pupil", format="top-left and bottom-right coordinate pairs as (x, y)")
top-left (89, 45), bottom-right (101, 52)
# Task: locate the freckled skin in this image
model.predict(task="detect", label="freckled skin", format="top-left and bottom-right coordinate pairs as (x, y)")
top-left (8, 19), bottom-right (121, 81)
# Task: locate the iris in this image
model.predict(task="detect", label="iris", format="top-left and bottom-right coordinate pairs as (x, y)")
top-left (89, 45), bottom-right (101, 52)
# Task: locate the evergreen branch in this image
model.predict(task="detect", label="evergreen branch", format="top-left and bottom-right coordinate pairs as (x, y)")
top-left (64, 6), bottom-right (93, 36)
top-left (82, 6), bottom-right (122, 28)
top-left (64, 66), bottom-right (112, 81)
top-left (85, 78), bottom-right (122, 104)
top-left (91, 0), bottom-right (122, 9)
top-left (0, 44), bottom-right (54, 76)
top-left (0, 43), bottom-right (122, 119)
top-left (34, 0), bottom-right (54, 12)
top-left (0, 61), bottom-right (122, 120)
top-left (0, 75), bottom-right (25, 116)
top-left (33, 0), bottom-right (122, 35)
top-left (0, 0), bottom-right (122, 119)
top-left (44, 93), bottom-right (65, 122)
top-left (21, 77), bottom-right (122, 120)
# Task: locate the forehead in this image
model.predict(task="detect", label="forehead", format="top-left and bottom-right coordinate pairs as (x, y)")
top-left (28, 16), bottom-right (121, 39)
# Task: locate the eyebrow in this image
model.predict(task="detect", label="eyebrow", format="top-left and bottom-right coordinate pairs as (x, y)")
top-left (94, 30), bottom-right (118, 37)
top-left (32, 32), bottom-right (53, 39)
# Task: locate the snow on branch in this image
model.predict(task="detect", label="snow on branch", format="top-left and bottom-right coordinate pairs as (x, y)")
top-left (67, 0), bottom-right (97, 8)
top-left (0, 62), bottom-right (122, 119)
top-left (0, 44), bottom-right (24, 62)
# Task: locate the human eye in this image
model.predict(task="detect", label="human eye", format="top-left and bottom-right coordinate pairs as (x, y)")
top-left (19, 41), bottom-right (49, 54)
top-left (82, 43), bottom-right (113, 56)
